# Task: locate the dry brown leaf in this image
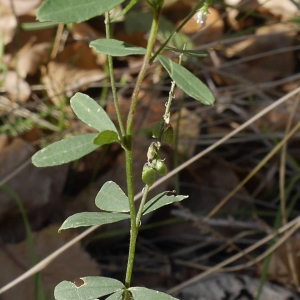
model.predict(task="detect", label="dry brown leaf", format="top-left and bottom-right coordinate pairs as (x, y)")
top-left (265, 234), bottom-right (300, 286)
top-left (254, 101), bottom-right (296, 131)
top-left (16, 42), bottom-right (50, 78)
top-left (258, 0), bottom-right (299, 21)
top-left (71, 22), bottom-right (102, 42)
top-left (182, 157), bottom-right (253, 215)
top-left (0, 138), bottom-right (48, 219)
top-left (218, 23), bottom-right (298, 84)
top-left (225, 0), bottom-right (259, 31)
top-left (69, 25), bottom-right (108, 67)
top-left (0, 5), bottom-right (17, 45)
top-left (42, 61), bottom-right (105, 105)
top-left (170, 107), bottom-right (201, 157)
top-left (56, 41), bottom-right (101, 70)
top-left (0, 0), bottom-right (42, 16)
top-left (0, 71), bottom-right (31, 102)
top-left (0, 138), bottom-right (68, 241)
top-left (0, 0), bottom-right (42, 44)
top-left (0, 224), bottom-right (99, 300)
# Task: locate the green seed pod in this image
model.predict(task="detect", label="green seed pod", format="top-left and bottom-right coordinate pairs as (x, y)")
top-left (152, 120), bottom-right (164, 139)
top-left (163, 124), bottom-right (174, 145)
top-left (142, 164), bottom-right (156, 186)
top-left (156, 159), bottom-right (167, 176)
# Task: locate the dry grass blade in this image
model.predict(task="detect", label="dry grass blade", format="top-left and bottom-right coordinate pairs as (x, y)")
top-left (279, 94), bottom-right (300, 289)
top-left (205, 120), bottom-right (300, 220)
top-left (167, 216), bottom-right (300, 296)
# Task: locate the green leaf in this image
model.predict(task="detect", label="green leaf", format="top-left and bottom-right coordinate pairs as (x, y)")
top-left (129, 287), bottom-right (178, 300)
top-left (158, 56), bottom-right (215, 105)
top-left (54, 276), bottom-right (124, 300)
top-left (59, 212), bottom-right (129, 231)
top-left (105, 290), bottom-right (123, 300)
top-left (71, 93), bottom-right (118, 133)
top-left (36, 0), bottom-right (126, 23)
top-left (93, 131), bottom-right (120, 146)
top-left (95, 181), bottom-right (130, 213)
top-left (32, 133), bottom-right (99, 167)
top-left (142, 192), bottom-right (188, 215)
top-left (164, 46), bottom-right (207, 57)
top-left (90, 39), bottom-right (146, 56)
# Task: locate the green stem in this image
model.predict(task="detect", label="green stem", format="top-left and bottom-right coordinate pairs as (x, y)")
top-left (136, 185), bottom-right (150, 227)
top-left (124, 5), bottom-right (163, 291)
top-left (126, 6), bottom-right (162, 136)
top-left (163, 50), bottom-right (184, 124)
top-left (124, 149), bottom-right (137, 289)
top-left (105, 12), bottom-right (126, 137)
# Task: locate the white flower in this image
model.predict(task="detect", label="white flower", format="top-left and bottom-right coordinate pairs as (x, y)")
top-left (193, 10), bottom-right (207, 27)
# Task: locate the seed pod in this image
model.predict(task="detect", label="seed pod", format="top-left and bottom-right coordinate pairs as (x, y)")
top-left (142, 164), bottom-right (156, 186)
top-left (163, 124), bottom-right (174, 145)
top-left (152, 119), bottom-right (164, 139)
top-left (147, 142), bottom-right (157, 161)
top-left (156, 159), bottom-right (167, 176)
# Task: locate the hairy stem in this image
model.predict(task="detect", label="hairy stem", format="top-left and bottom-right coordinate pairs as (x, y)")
top-left (136, 185), bottom-right (150, 228)
top-left (126, 6), bottom-right (162, 136)
top-left (105, 12), bottom-right (126, 137)
top-left (124, 149), bottom-right (137, 289)
top-left (124, 5), bottom-right (163, 290)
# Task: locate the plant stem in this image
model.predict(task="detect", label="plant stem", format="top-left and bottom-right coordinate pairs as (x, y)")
top-left (136, 185), bottom-right (150, 227)
top-left (163, 50), bottom-right (184, 124)
top-left (104, 12), bottom-right (126, 137)
top-left (126, 6), bottom-right (162, 136)
top-left (124, 5), bottom-right (163, 291)
top-left (124, 149), bottom-right (137, 289)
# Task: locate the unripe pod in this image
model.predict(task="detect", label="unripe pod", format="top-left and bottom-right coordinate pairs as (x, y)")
top-left (155, 159), bottom-right (167, 176)
top-left (152, 120), bottom-right (164, 139)
top-left (163, 124), bottom-right (174, 145)
top-left (142, 164), bottom-right (156, 186)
